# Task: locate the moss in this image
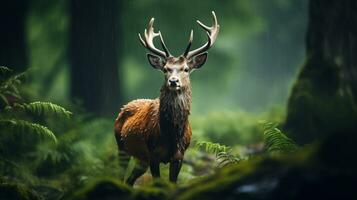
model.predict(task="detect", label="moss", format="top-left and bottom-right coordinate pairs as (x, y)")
top-left (176, 156), bottom-right (304, 200)
top-left (0, 182), bottom-right (40, 200)
top-left (176, 130), bottom-right (357, 200)
top-left (134, 179), bottom-right (175, 200)
top-left (285, 56), bottom-right (357, 144)
top-left (66, 179), bottom-right (133, 200)
top-left (65, 178), bottom-right (173, 200)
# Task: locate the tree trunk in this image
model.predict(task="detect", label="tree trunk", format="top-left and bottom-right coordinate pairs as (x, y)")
top-left (0, 0), bottom-right (28, 72)
top-left (69, 0), bottom-right (122, 116)
top-left (284, 0), bottom-right (357, 144)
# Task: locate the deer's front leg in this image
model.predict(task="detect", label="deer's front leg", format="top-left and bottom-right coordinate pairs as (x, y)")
top-left (169, 152), bottom-right (183, 183)
top-left (150, 160), bottom-right (160, 178)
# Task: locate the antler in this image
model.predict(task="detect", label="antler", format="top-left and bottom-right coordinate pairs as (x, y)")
top-left (139, 18), bottom-right (171, 58)
top-left (183, 11), bottom-right (220, 59)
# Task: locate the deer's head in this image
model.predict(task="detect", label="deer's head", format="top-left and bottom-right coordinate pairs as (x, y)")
top-left (139, 11), bottom-right (219, 91)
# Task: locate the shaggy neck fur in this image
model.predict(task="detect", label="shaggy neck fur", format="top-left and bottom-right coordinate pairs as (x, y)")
top-left (159, 85), bottom-right (192, 155)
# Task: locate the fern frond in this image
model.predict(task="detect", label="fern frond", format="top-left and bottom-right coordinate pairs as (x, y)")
top-left (25, 101), bottom-right (72, 118)
top-left (196, 141), bottom-right (241, 167)
top-left (0, 119), bottom-right (57, 143)
top-left (0, 68), bottom-right (26, 104)
top-left (260, 121), bottom-right (297, 153)
top-left (217, 151), bottom-right (241, 167)
top-left (0, 66), bottom-right (13, 81)
top-left (38, 149), bottom-right (70, 164)
top-left (7, 102), bottom-right (72, 118)
top-left (195, 141), bottom-right (230, 155)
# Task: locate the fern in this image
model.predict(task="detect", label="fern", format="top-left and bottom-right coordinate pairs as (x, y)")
top-left (196, 141), bottom-right (231, 155)
top-left (0, 67), bottom-right (73, 147)
top-left (216, 151), bottom-right (241, 167)
top-left (0, 119), bottom-right (57, 143)
top-left (260, 121), bottom-right (297, 153)
top-left (0, 66), bottom-right (16, 82)
top-left (6, 102), bottom-right (72, 118)
top-left (196, 141), bottom-right (241, 167)
top-left (0, 66), bottom-right (26, 105)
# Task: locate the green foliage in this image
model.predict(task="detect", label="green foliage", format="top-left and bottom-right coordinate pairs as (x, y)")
top-left (0, 181), bottom-right (41, 200)
top-left (30, 116), bottom-right (123, 191)
top-left (191, 109), bottom-right (284, 146)
top-left (0, 66), bottom-right (25, 105)
top-left (195, 141), bottom-right (230, 155)
top-left (0, 68), bottom-right (71, 146)
top-left (0, 101), bottom-right (72, 146)
top-left (0, 119), bottom-right (57, 143)
top-left (216, 152), bottom-right (241, 167)
top-left (195, 141), bottom-right (241, 167)
top-left (260, 121), bottom-right (297, 153)
top-left (195, 120), bottom-right (298, 169)
top-left (0, 66), bottom-right (71, 188)
top-left (6, 101), bottom-right (72, 118)
top-left (191, 112), bottom-right (260, 146)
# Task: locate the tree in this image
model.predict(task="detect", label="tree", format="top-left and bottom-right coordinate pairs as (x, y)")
top-left (284, 0), bottom-right (357, 144)
top-left (0, 0), bottom-right (28, 72)
top-left (69, 0), bottom-right (122, 116)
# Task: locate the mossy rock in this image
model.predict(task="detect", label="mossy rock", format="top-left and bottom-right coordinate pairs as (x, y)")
top-left (0, 182), bottom-right (40, 200)
top-left (176, 130), bottom-right (357, 200)
top-left (66, 178), bottom-right (173, 200)
top-left (135, 179), bottom-right (175, 200)
top-left (66, 179), bottom-right (132, 200)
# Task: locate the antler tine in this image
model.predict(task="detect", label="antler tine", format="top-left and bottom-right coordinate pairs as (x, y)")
top-left (138, 18), bottom-right (171, 58)
top-left (138, 33), bottom-right (147, 47)
top-left (186, 32), bottom-right (211, 59)
top-left (183, 30), bottom-right (194, 57)
top-left (196, 20), bottom-right (211, 32)
top-left (159, 31), bottom-right (171, 57)
top-left (185, 11), bottom-right (220, 59)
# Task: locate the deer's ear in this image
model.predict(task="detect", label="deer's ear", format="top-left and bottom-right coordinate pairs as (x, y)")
top-left (147, 54), bottom-right (165, 70)
top-left (188, 52), bottom-right (208, 69)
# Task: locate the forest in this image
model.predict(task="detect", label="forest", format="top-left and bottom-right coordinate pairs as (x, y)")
top-left (1, 0), bottom-right (357, 199)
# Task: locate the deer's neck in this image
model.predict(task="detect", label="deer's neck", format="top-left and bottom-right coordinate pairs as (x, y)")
top-left (159, 86), bottom-right (191, 122)
top-left (159, 86), bottom-right (191, 153)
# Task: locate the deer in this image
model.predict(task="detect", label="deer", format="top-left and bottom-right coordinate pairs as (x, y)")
top-left (114, 11), bottom-right (219, 185)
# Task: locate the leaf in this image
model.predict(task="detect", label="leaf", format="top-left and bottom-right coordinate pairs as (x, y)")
top-left (0, 69), bottom-right (25, 100)
top-left (0, 119), bottom-right (57, 143)
top-left (196, 141), bottom-right (241, 167)
top-left (9, 102), bottom-right (72, 118)
top-left (0, 94), bottom-right (9, 105)
top-left (260, 120), bottom-right (297, 154)
top-left (196, 141), bottom-right (230, 155)
top-left (217, 151), bottom-right (241, 167)
top-left (0, 66), bottom-right (13, 81)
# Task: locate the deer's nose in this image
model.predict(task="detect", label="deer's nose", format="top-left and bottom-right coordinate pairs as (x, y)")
top-left (169, 78), bottom-right (179, 86)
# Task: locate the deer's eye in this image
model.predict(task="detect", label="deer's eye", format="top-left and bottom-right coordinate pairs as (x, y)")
top-left (184, 68), bottom-right (189, 73)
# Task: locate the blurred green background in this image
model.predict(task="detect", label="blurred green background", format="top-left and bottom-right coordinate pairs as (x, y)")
top-left (23, 0), bottom-right (308, 115)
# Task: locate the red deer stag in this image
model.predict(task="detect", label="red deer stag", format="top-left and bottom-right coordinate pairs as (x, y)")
top-left (114, 11), bottom-right (219, 185)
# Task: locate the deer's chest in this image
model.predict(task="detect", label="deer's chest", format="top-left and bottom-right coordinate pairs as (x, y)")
top-left (148, 120), bottom-right (187, 163)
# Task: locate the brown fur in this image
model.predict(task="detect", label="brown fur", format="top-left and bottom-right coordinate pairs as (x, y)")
top-left (114, 86), bottom-right (192, 165)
